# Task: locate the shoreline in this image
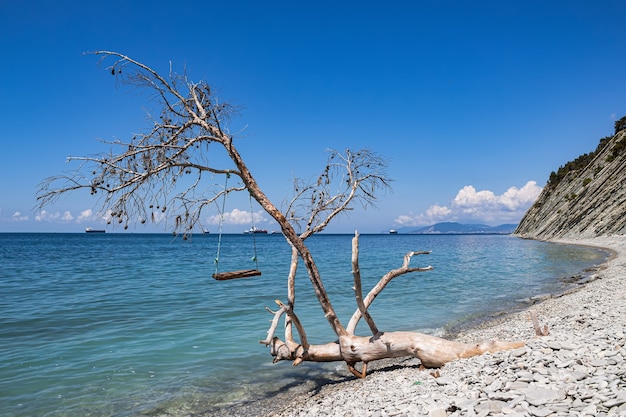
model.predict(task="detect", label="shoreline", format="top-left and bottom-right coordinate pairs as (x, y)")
top-left (237, 235), bottom-right (626, 416)
top-left (443, 237), bottom-right (616, 339)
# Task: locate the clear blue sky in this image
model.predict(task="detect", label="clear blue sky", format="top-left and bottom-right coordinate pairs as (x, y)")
top-left (1, 0), bottom-right (625, 233)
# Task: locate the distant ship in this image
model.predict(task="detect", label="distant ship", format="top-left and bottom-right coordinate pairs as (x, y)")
top-left (243, 226), bottom-right (268, 234)
top-left (389, 229), bottom-right (398, 234)
top-left (85, 227), bottom-right (106, 233)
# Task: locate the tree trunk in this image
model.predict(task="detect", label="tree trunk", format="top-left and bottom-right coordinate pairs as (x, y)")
top-left (268, 331), bottom-right (524, 376)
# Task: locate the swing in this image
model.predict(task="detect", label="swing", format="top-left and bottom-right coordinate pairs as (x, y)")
top-left (212, 269), bottom-right (262, 280)
top-left (212, 174), bottom-right (262, 281)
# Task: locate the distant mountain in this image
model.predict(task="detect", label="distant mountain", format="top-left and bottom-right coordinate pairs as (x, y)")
top-left (396, 222), bottom-right (518, 235)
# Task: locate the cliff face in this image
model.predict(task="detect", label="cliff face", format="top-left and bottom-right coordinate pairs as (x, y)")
top-left (515, 130), bottom-right (626, 240)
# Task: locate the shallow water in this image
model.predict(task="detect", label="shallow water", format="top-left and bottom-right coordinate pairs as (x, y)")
top-left (0, 233), bottom-right (606, 416)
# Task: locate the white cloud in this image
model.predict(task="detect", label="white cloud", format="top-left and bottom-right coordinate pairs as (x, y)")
top-left (35, 210), bottom-right (75, 222)
top-left (426, 204), bottom-right (452, 218)
top-left (394, 214), bottom-right (418, 226)
top-left (394, 181), bottom-right (542, 227)
top-left (205, 208), bottom-right (266, 226)
top-left (12, 211), bottom-right (29, 221)
top-left (31, 208), bottom-right (121, 228)
top-left (499, 181), bottom-right (543, 210)
top-left (453, 186), bottom-right (497, 209)
top-left (77, 209), bottom-right (95, 222)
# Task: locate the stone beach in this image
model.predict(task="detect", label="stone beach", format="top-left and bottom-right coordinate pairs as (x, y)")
top-left (265, 236), bottom-right (626, 417)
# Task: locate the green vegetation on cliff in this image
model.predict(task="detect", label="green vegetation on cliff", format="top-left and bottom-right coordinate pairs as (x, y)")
top-left (516, 116), bottom-right (626, 239)
top-left (548, 115), bottom-right (626, 189)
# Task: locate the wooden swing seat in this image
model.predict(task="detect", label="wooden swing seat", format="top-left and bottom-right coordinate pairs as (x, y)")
top-left (212, 269), bottom-right (262, 281)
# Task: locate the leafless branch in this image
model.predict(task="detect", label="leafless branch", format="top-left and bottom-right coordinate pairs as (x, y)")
top-left (351, 232), bottom-right (379, 336)
top-left (285, 246), bottom-right (299, 343)
top-left (260, 305), bottom-right (287, 346)
top-left (284, 149), bottom-right (391, 239)
top-left (346, 250), bottom-right (433, 334)
top-left (275, 300), bottom-right (309, 352)
top-left (36, 51), bottom-right (245, 237)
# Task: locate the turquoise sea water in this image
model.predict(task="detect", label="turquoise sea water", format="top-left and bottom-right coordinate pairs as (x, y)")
top-left (0, 233), bottom-right (607, 416)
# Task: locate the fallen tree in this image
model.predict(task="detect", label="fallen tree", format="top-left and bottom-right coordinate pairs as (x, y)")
top-left (263, 232), bottom-right (524, 378)
top-left (37, 51), bottom-right (524, 378)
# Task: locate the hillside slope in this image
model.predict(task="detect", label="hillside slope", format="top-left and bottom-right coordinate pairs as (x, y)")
top-left (515, 129), bottom-right (626, 239)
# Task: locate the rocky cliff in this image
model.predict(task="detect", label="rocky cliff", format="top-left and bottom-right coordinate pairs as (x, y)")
top-left (515, 128), bottom-right (626, 240)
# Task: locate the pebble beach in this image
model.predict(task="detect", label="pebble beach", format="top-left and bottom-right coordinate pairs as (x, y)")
top-left (261, 236), bottom-right (626, 417)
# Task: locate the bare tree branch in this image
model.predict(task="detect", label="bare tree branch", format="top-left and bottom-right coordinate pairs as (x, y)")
top-left (346, 250), bottom-right (433, 334)
top-left (351, 232), bottom-right (379, 336)
top-left (275, 299), bottom-right (310, 354)
top-left (37, 52), bottom-right (242, 237)
top-left (260, 305), bottom-right (287, 346)
top-left (283, 149), bottom-right (390, 239)
top-left (285, 246), bottom-right (299, 343)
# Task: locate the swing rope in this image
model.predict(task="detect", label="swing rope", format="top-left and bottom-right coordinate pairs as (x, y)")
top-left (212, 173), bottom-right (262, 281)
top-left (248, 192), bottom-right (260, 271)
top-left (214, 173), bottom-right (230, 276)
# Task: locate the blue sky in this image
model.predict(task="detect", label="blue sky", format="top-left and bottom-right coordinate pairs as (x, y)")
top-left (1, 1), bottom-right (625, 233)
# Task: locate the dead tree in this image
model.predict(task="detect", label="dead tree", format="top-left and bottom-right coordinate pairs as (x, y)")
top-left (37, 51), bottom-right (523, 378)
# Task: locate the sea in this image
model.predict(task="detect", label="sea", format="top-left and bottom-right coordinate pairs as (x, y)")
top-left (0, 232), bottom-right (608, 417)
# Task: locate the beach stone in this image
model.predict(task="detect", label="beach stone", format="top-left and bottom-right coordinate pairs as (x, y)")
top-left (591, 358), bottom-right (609, 367)
top-left (516, 371), bottom-right (534, 382)
top-left (475, 400), bottom-right (507, 413)
top-left (604, 393), bottom-right (626, 408)
top-left (559, 341), bottom-right (577, 350)
top-left (511, 347), bottom-right (528, 357)
top-left (527, 406), bottom-right (552, 417)
top-left (582, 403), bottom-right (598, 415)
top-left (402, 404), bottom-right (422, 415)
top-left (554, 359), bottom-right (573, 368)
top-left (488, 390), bottom-right (517, 401)
top-left (428, 409), bottom-right (447, 417)
top-left (544, 340), bottom-right (562, 350)
top-left (487, 379), bottom-right (503, 392)
top-left (602, 348), bottom-right (620, 357)
top-left (434, 376), bottom-right (454, 386)
top-left (508, 381), bottom-right (529, 390)
top-left (563, 370), bottom-right (588, 382)
top-left (506, 395), bottom-right (525, 409)
top-left (520, 387), bottom-right (565, 406)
